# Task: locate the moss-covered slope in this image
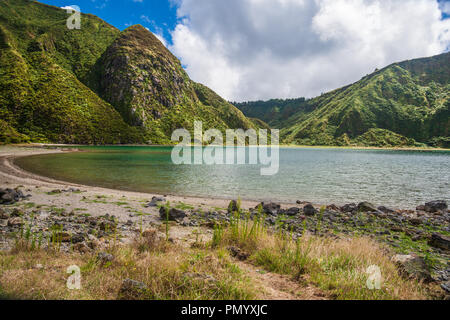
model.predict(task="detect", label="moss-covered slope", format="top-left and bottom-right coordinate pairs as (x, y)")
top-left (93, 25), bottom-right (259, 144)
top-left (0, 0), bottom-right (261, 145)
top-left (237, 53), bottom-right (449, 148)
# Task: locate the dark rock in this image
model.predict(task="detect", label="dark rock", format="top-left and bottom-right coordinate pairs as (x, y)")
top-left (358, 202), bottom-right (378, 212)
top-left (1, 192), bottom-right (13, 204)
top-left (71, 234), bottom-right (85, 244)
top-left (392, 254), bottom-right (433, 283)
top-left (73, 242), bottom-right (90, 254)
top-left (327, 204), bottom-right (340, 211)
top-left (159, 207), bottom-right (186, 221)
top-left (0, 188), bottom-right (26, 205)
top-left (10, 208), bottom-right (23, 217)
top-left (228, 200), bottom-right (239, 214)
top-left (145, 196), bottom-right (167, 208)
top-left (7, 217), bottom-right (24, 227)
top-left (227, 246), bottom-right (250, 261)
top-left (378, 206), bottom-right (394, 214)
top-left (285, 207), bottom-right (300, 216)
top-left (441, 281), bottom-right (450, 293)
top-left (416, 205), bottom-right (426, 211)
top-left (429, 233), bottom-right (450, 251)
top-left (0, 209), bottom-right (9, 219)
top-left (409, 217), bottom-right (423, 226)
top-left (266, 217), bottom-right (276, 225)
top-left (424, 200), bottom-right (448, 213)
top-left (99, 220), bottom-right (116, 232)
top-left (341, 203), bottom-right (357, 213)
top-left (97, 252), bottom-right (115, 264)
top-left (118, 279), bottom-right (148, 300)
top-left (261, 202), bottom-right (281, 216)
top-left (303, 204), bottom-right (317, 216)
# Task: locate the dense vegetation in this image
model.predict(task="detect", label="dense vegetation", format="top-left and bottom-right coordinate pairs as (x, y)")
top-left (0, 0), bottom-right (259, 145)
top-left (236, 53), bottom-right (450, 148)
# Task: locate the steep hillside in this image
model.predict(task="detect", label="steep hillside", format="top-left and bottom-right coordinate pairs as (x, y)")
top-left (92, 25), bottom-right (258, 144)
top-left (234, 98), bottom-right (312, 128)
top-left (0, 0), bottom-right (143, 144)
top-left (237, 53), bottom-right (449, 148)
top-left (0, 0), bottom-right (260, 145)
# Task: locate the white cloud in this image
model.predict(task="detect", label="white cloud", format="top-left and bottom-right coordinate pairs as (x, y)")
top-left (61, 5), bottom-right (80, 12)
top-left (169, 0), bottom-right (450, 101)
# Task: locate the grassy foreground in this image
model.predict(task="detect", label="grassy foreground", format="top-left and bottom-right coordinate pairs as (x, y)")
top-left (0, 205), bottom-right (437, 300)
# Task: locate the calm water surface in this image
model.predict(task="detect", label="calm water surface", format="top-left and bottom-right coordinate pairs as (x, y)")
top-left (15, 146), bottom-right (450, 209)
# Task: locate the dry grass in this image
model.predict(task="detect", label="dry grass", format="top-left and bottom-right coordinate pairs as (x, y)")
top-left (0, 215), bottom-right (438, 300)
top-left (213, 217), bottom-right (434, 300)
top-left (0, 232), bottom-right (256, 300)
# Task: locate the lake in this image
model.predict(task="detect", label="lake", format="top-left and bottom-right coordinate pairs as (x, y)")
top-left (15, 146), bottom-right (450, 209)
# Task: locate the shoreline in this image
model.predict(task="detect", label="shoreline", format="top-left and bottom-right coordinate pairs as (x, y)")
top-left (2, 145), bottom-right (448, 212)
top-left (7, 142), bottom-right (450, 152)
top-left (1, 145), bottom-right (448, 300)
top-left (0, 146), bottom-right (265, 215)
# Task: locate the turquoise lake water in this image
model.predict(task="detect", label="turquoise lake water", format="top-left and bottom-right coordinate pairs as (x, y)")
top-left (15, 146), bottom-right (450, 209)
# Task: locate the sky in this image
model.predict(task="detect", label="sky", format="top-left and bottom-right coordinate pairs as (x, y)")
top-left (42, 0), bottom-right (450, 102)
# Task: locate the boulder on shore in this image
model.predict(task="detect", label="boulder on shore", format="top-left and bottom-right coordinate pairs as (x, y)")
top-left (0, 188), bottom-right (29, 205)
top-left (118, 279), bottom-right (148, 300)
top-left (341, 203), bottom-right (357, 213)
top-left (159, 207), bottom-right (186, 221)
top-left (303, 204), bottom-right (317, 216)
top-left (424, 200), bottom-right (448, 213)
top-left (429, 233), bottom-right (450, 251)
top-left (145, 196), bottom-right (166, 208)
top-left (392, 254), bottom-right (433, 283)
top-left (228, 200), bottom-right (239, 214)
top-left (259, 202), bottom-right (281, 216)
top-left (357, 202), bottom-right (378, 212)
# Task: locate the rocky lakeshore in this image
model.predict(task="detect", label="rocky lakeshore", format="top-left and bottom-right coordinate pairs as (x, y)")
top-left (0, 185), bottom-right (449, 298)
top-left (0, 147), bottom-right (449, 300)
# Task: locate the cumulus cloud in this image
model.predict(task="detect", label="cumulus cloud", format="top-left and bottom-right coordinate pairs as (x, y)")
top-left (169, 0), bottom-right (450, 101)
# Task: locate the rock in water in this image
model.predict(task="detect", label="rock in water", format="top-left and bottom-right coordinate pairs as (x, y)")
top-left (392, 254), bottom-right (433, 283)
top-left (118, 279), bottom-right (148, 300)
top-left (429, 233), bottom-right (450, 251)
top-left (303, 204), bottom-right (317, 216)
top-left (159, 207), bottom-right (186, 221)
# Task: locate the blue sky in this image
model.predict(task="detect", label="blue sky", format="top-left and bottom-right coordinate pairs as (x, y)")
top-left (41, 0), bottom-right (178, 44)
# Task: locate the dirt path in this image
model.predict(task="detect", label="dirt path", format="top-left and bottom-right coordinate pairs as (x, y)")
top-left (236, 261), bottom-right (327, 300)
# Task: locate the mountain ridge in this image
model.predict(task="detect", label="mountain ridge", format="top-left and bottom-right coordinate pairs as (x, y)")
top-left (0, 0), bottom-right (261, 145)
top-left (236, 52), bottom-right (449, 148)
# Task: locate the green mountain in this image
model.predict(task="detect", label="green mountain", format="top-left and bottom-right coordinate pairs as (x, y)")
top-left (0, 0), bottom-right (259, 145)
top-left (236, 53), bottom-right (450, 148)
